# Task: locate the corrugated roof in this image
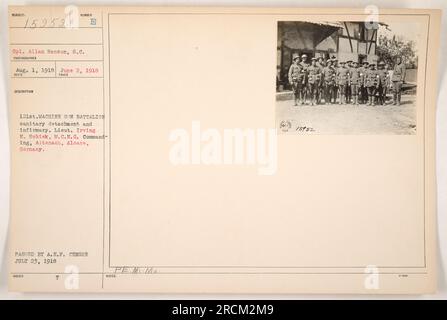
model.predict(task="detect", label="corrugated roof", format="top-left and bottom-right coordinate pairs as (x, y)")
top-left (301, 21), bottom-right (388, 28)
top-left (302, 21), bottom-right (344, 28)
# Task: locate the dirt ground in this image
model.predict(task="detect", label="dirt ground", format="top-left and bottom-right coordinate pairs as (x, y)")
top-left (276, 95), bottom-right (417, 135)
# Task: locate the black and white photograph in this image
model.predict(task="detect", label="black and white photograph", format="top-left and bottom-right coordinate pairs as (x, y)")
top-left (276, 20), bottom-right (423, 134)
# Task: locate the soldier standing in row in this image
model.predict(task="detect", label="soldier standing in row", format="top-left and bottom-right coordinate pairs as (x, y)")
top-left (346, 60), bottom-right (353, 103)
top-left (288, 53), bottom-right (305, 106)
top-left (332, 58), bottom-right (338, 103)
top-left (376, 61), bottom-right (388, 105)
top-left (323, 59), bottom-right (336, 104)
top-left (307, 57), bottom-right (321, 106)
top-left (337, 61), bottom-right (349, 104)
top-left (316, 57), bottom-right (325, 104)
top-left (365, 63), bottom-right (379, 106)
top-left (349, 61), bottom-right (362, 105)
top-left (391, 56), bottom-right (406, 105)
top-left (359, 61), bottom-right (369, 104)
top-left (384, 63), bottom-right (392, 104)
top-left (299, 54), bottom-right (310, 103)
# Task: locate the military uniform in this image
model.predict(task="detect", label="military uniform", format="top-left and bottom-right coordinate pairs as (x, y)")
top-left (316, 59), bottom-right (325, 104)
top-left (331, 59), bottom-right (338, 103)
top-left (345, 61), bottom-right (353, 103)
top-left (376, 62), bottom-right (388, 105)
top-left (299, 55), bottom-right (310, 103)
top-left (392, 60), bottom-right (406, 105)
top-left (288, 62), bottom-right (304, 105)
top-left (336, 63), bottom-right (349, 104)
top-left (307, 60), bottom-right (321, 106)
top-left (322, 63), bottom-right (336, 104)
top-left (364, 65), bottom-right (379, 106)
top-left (384, 67), bottom-right (392, 103)
top-left (299, 61), bottom-right (310, 70)
top-left (358, 62), bottom-right (369, 104)
top-left (349, 63), bottom-right (362, 105)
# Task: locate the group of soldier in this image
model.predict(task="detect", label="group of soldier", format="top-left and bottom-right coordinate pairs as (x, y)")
top-left (287, 53), bottom-right (407, 107)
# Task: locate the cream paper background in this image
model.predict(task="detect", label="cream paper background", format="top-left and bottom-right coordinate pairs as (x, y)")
top-left (0, 1), bottom-right (446, 298)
